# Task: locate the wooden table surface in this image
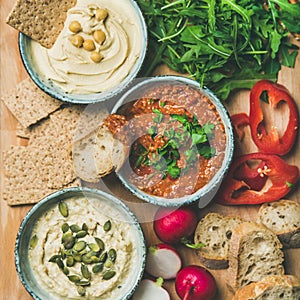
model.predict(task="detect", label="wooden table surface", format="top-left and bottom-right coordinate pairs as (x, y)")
top-left (1, 0), bottom-right (299, 299)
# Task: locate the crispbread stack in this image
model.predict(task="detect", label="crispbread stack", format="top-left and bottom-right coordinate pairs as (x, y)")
top-left (1, 78), bottom-right (62, 128)
top-left (2, 105), bottom-right (86, 205)
top-left (6, 0), bottom-right (77, 48)
top-left (1, 77), bottom-right (125, 205)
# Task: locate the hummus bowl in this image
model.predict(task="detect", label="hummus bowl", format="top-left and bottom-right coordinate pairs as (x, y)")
top-left (108, 76), bottom-right (234, 207)
top-left (15, 187), bottom-right (146, 300)
top-left (19, 0), bottom-right (147, 103)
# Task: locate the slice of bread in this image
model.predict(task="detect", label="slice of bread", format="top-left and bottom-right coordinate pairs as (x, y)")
top-left (233, 275), bottom-right (300, 300)
top-left (72, 125), bottom-right (125, 182)
top-left (227, 221), bottom-right (284, 292)
top-left (194, 213), bottom-right (244, 269)
top-left (257, 199), bottom-right (300, 248)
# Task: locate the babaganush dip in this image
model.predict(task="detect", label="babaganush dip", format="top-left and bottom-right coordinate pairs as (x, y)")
top-left (105, 82), bottom-right (227, 199)
top-left (28, 196), bottom-right (136, 299)
top-left (29, 0), bottom-right (143, 94)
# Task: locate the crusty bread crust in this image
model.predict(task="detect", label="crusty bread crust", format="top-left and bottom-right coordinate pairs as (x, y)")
top-left (227, 221), bottom-right (285, 292)
top-left (72, 124), bottom-right (125, 182)
top-left (257, 199), bottom-right (300, 248)
top-left (233, 275), bottom-right (300, 300)
top-left (194, 213), bottom-right (244, 269)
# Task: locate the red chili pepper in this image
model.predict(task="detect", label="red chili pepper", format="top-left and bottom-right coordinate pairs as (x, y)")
top-left (249, 80), bottom-right (299, 156)
top-left (231, 113), bottom-right (249, 141)
top-left (216, 153), bottom-right (299, 205)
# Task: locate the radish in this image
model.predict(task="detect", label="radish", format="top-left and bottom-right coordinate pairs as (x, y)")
top-left (132, 278), bottom-right (170, 300)
top-left (175, 265), bottom-right (217, 300)
top-left (145, 243), bottom-right (182, 279)
top-left (153, 207), bottom-right (198, 245)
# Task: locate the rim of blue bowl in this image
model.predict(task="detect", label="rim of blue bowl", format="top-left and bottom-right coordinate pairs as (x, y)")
top-left (111, 75), bottom-right (235, 207)
top-left (15, 187), bottom-right (146, 300)
top-left (18, 0), bottom-right (148, 104)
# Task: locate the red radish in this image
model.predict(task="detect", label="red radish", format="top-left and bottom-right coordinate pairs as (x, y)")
top-left (153, 207), bottom-right (198, 244)
top-left (132, 278), bottom-right (170, 300)
top-left (175, 265), bottom-right (217, 300)
top-left (145, 243), bottom-right (182, 279)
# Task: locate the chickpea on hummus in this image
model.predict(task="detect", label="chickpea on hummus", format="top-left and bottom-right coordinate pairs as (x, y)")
top-left (30, 0), bottom-right (144, 94)
top-left (28, 196), bottom-right (137, 299)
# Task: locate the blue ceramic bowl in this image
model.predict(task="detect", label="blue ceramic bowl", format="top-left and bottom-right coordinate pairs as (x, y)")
top-left (18, 0), bottom-right (147, 104)
top-left (15, 187), bottom-right (146, 300)
top-left (111, 76), bottom-right (235, 208)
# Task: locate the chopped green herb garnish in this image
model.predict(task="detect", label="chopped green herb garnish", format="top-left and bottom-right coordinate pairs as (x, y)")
top-left (135, 113), bottom-right (215, 179)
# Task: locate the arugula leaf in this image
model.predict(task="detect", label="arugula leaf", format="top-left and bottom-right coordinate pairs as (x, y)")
top-left (137, 0), bottom-right (300, 100)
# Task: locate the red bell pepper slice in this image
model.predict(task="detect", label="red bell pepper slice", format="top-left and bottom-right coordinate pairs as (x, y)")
top-left (231, 113), bottom-right (249, 141)
top-left (216, 153), bottom-right (299, 205)
top-left (249, 80), bottom-right (299, 156)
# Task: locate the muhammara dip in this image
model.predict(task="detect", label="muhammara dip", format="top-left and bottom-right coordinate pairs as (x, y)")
top-left (29, 0), bottom-right (144, 94)
top-left (28, 196), bottom-right (138, 299)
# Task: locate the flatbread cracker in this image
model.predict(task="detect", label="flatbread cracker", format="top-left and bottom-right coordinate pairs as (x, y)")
top-left (6, 0), bottom-right (77, 48)
top-left (3, 144), bottom-right (80, 205)
top-left (1, 78), bottom-right (62, 128)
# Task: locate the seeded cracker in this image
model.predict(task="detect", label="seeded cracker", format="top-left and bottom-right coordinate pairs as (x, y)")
top-left (1, 78), bottom-right (62, 128)
top-left (6, 0), bottom-right (77, 49)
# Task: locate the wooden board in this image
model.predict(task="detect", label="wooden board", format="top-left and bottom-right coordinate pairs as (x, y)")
top-left (0, 0), bottom-right (299, 298)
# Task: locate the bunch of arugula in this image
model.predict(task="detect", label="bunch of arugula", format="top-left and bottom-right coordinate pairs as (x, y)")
top-left (137, 0), bottom-right (300, 100)
top-left (135, 108), bottom-right (215, 179)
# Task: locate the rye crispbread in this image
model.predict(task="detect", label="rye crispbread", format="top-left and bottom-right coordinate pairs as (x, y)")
top-left (6, 0), bottom-right (77, 48)
top-left (1, 78), bottom-right (61, 128)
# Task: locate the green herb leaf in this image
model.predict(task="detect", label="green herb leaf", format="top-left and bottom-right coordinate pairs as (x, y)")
top-left (137, 0), bottom-right (300, 100)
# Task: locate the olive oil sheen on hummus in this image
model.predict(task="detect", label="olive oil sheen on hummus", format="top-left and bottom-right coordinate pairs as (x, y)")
top-left (29, 0), bottom-right (144, 94)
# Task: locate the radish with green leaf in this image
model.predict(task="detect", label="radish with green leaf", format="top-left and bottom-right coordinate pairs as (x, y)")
top-left (132, 278), bottom-right (170, 300)
top-left (145, 243), bottom-right (182, 279)
top-left (175, 265), bottom-right (217, 300)
top-left (153, 207), bottom-right (203, 248)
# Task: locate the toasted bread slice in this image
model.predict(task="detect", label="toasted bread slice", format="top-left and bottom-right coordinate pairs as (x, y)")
top-left (257, 199), bottom-right (300, 248)
top-left (194, 213), bottom-right (244, 269)
top-left (233, 275), bottom-right (300, 300)
top-left (227, 221), bottom-right (284, 292)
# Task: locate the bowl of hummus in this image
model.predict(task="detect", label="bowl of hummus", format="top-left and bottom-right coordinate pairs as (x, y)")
top-left (19, 0), bottom-right (147, 103)
top-left (15, 187), bottom-right (146, 299)
top-left (105, 76), bottom-right (234, 207)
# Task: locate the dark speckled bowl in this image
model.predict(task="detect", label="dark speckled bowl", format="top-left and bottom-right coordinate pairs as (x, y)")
top-left (15, 187), bottom-right (146, 300)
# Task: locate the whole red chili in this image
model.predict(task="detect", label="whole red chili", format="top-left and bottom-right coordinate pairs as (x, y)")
top-left (249, 80), bottom-right (299, 156)
top-left (216, 153), bottom-right (299, 205)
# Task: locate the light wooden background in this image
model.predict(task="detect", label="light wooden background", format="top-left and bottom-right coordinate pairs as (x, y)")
top-left (1, 0), bottom-right (299, 299)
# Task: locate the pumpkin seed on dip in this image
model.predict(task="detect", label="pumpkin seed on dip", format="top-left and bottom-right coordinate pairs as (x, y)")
top-left (28, 0), bottom-right (144, 94)
top-left (28, 196), bottom-right (136, 299)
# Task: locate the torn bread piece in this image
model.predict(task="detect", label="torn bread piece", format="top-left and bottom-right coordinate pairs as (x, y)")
top-left (257, 199), bottom-right (300, 248)
top-left (1, 78), bottom-right (61, 128)
top-left (227, 221), bottom-right (284, 292)
top-left (233, 275), bottom-right (300, 300)
top-left (72, 124), bottom-right (125, 182)
top-left (6, 0), bottom-right (77, 48)
top-left (194, 213), bottom-right (245, 269)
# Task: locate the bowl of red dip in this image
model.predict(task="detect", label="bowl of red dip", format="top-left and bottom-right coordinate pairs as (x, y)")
top-left (106, 76), bottom-right (234, 207)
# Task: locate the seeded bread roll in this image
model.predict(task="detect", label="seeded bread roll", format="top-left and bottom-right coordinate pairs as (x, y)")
top-left (227, 221), bottom-right (285, 292)
top-left (194, 213), bottom-right (244, 269)
top-left (257, 199), bottom-right (300, 248)
top-left (233, 275), bottom-right (300, 300)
